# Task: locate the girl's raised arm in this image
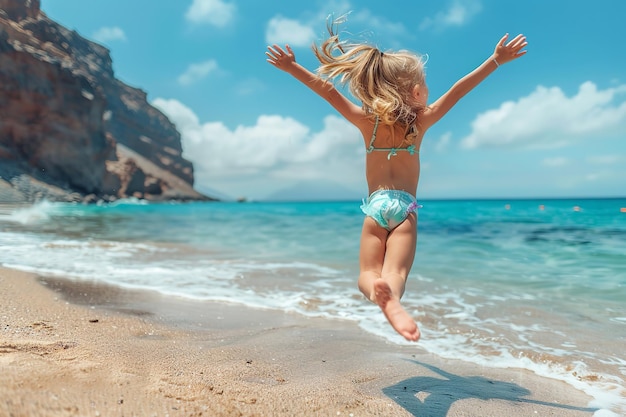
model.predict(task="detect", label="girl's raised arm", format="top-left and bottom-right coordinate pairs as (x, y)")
top-left (421, 33), bottom-right (527, 130)
top-left (266, 44), bottom-right (364, 125)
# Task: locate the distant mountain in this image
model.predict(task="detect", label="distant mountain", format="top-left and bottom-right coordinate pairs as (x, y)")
top-left (0, 0), bottom-right (212, 203)
top-left (263, 180), bottom-right (364, 202)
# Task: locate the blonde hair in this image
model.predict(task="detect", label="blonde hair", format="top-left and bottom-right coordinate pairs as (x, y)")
top-left (312, 18), bottom-right (427, 143)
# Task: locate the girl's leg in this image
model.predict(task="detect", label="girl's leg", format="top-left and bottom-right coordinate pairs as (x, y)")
top-left (358, 217), bottom-right (388, 302)
top-left (381, 213), bottom-right (417, 299)
top-left (375, 214), bottom-right (420, 341)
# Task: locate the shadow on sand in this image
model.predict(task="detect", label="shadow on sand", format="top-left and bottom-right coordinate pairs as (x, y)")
top-left (383, 360), bottom-right (598, 417)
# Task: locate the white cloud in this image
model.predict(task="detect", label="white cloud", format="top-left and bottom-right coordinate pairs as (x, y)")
top-left (434, 132), bottom-right (452, 152)
top-left (587, 155), bottom-right (622, 165)
top-left (420, 0), bottom-right (482, 31)
top-left (151, 98), bottom-right (364, 196)
top-left (185, 0), bottom-right (236, 27)
top-left (264, 2), bottom-right (409, 50)
top-left (350, 9), bottom-right (408, 38)
top-left (585, 171), bottom-right (612, 182)
top-left (265, 16), bottom-right (316, 47)
top-left (460, 82), bottom-right (626, 150)
top-left (92, 26), bottom-right (126, 44)
top-left (542, 157), bottom-right (569, 167)
top-left (234, 78), bottom-right (265, 96)
top-left (178, 60), bottom-right (218, 86)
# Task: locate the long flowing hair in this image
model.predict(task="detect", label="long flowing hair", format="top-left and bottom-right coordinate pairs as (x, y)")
top-left (312, 16), bottom-right (427, 144)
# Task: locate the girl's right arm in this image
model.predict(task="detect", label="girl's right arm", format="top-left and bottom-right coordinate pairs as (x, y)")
top-left (266, 44), bottom-right (364, 125)
top-left (421, 33), bottom-right (527, 130)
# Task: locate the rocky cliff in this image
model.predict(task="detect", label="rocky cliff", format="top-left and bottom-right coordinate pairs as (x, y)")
top-left (0, 0), bottom-right (212, 203)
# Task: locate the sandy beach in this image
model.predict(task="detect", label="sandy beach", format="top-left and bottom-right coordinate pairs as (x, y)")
top-left (0, 266), bottom-right (599, 416)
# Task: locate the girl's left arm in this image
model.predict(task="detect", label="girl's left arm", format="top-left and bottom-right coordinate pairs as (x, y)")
top-left (421, 33), bottom-right (527, 130)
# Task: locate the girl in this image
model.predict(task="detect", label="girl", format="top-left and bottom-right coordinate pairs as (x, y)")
top-left (266, 20), bottom-right (527, 342)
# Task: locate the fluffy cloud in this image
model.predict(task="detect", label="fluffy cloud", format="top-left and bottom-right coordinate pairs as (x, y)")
top-left (460, 82), bottom-right (626, 150)
top-left (542, 157), bottom-right (569, 167)
top-left (265, 16), bottom-right (316, 47)
top-left (434, 132), bottom-right (452, 152)
top-left (152, 98), bottom-right (364, 195)
top-left (420, 0), bottom-right (482, 31)
top-left (178, 60), bottom-right (219, 86)
top-left (587, 155), bottom-right (622, 165)
top-left (350, 10), bottom-right (408, 38)
top-left (264, 1), bottom-right (410, 49)
top-left (92, 27), bottom-right (126, 44)
top-left (185, 0), bottom-right (236, 27)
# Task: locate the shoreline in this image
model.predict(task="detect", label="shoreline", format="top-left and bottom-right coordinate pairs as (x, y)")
top-left (0, 266), bottom-right (599, 416)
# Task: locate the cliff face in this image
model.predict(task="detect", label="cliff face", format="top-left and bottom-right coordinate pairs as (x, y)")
top-left (0, 0), bottom-right (211, 203)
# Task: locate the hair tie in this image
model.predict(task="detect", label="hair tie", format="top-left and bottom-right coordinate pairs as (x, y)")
top-left (380, 50), bottom-right (384, 57)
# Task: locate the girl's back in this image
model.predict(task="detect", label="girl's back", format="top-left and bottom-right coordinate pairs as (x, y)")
top-left (360, 120), bottom-right (423, 196)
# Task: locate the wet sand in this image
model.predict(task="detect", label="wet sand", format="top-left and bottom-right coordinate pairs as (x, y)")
top-left (0, 266), bottom-right (598, 416)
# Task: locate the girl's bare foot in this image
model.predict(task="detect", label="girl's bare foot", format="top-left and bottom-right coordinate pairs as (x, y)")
top-left (373, 279), bottom-right (420, 342)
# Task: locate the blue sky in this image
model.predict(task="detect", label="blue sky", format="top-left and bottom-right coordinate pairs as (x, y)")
top-left (43, 0), bottom-right (626, 201)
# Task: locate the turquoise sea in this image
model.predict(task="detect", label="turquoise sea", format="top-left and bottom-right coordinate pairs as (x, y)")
top-left (1, 198), bottom-right (625, 415)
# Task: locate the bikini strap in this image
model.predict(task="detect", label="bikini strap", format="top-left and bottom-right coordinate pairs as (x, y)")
top-left (367, 116), bottom-right (420, 158)
top-left (366, 116), bottom-right (380, 153)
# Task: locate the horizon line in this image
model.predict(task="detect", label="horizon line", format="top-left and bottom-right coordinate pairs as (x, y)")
top-left (246, 195), bottom-right (626, 203)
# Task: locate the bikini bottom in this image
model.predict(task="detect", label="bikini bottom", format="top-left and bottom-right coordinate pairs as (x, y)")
top-left (360, 189), bottom-right (420, 231)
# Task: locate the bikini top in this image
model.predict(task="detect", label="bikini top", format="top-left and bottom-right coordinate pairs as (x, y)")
top-left (366, 116), bottom-right (418, 160)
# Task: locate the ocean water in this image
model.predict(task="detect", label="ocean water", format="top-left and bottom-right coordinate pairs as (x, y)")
top-left (1, 198), bottom-right (625, 415)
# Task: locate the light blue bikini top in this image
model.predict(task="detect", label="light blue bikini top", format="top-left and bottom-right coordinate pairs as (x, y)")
top-left (366, 116), bottom-right (418, 160)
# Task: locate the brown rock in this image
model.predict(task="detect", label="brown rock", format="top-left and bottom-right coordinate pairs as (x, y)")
top-left (0, 0), bottom-right (40, 21)
top-left (0, 0), bottom-right (213, 203)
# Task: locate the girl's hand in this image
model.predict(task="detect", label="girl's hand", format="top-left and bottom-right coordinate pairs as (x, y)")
top-left (493, 34), bottom-right (527, 65)
top-left (266, 44), bottom-right (297, 72)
